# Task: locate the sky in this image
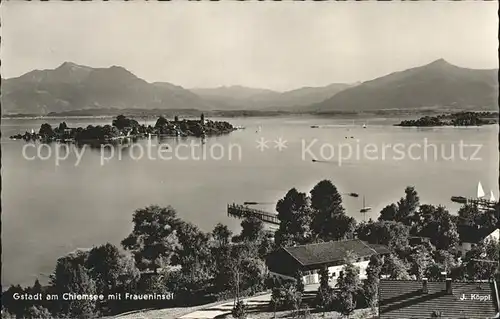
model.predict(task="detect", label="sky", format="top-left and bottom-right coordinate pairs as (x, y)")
top-left (1, 1), bottom-right (498, 91)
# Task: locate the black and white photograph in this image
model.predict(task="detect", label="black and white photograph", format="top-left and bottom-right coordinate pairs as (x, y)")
top-left (1, 1), bottom-right (499, 319)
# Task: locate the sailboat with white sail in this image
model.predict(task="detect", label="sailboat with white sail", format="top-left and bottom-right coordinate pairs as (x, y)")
top-left (451, 181), bottom-right (497, 208)
top-left (477, 181), bottom-right (485, 198)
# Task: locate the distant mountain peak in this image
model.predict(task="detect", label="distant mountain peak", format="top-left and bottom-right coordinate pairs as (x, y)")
top-left (307, 59), bottom-right (497, 112)
top-left (3, 62), bottom-right (211, 114)
top-left (426, 58), bottom-right (454, 68)
top-left (57, 61), bottom-right (91, 70)
top-left (110, 65), bottom-right (126, 71)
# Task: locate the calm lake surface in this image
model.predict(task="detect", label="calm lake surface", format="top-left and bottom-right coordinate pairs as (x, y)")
top-left (1, 116), bottom-right (498, 287)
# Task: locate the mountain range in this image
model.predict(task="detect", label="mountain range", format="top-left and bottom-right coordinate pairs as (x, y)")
top-left (308, 59), bottom-right (498, 112)
top-left (190, 83), bottom-right (355, 110)
top-left (1, 62), bottom-right (210, 115)
top-left (1, 59), bottom-right (498, 115)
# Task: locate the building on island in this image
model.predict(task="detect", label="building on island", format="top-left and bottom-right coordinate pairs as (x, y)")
top-left (266, 239), bottom-right (390, 285)
top-left (379, 278), bottom-right (500, 319)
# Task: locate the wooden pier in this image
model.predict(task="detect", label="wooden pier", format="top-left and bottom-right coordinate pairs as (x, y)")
top-left (451, 196), bottom-right (497, 211)
top-left (227, 203), bottom-right (280, 225)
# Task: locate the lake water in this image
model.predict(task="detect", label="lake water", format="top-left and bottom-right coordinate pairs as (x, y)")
top-left (1, 116), bottom-right (498, 287)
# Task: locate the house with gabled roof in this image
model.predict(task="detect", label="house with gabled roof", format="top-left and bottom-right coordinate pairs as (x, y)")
top-left (266, 239), bottom-right (390, 285)
top-left (458, 225), bottom-right (499, 255)
top-left (379, 278), bottom-right (500, 318)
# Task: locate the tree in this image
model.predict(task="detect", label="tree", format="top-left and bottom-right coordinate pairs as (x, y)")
top-left (457, 204), bottom-right (480, 225)
top-left (212, 223), bottom-right (232, 248)
top-left (155, 116), bottom-right (169, 128)
top-left (356, 220), bottom-right (409, 252)
top-left (270, 286), bottom-right (285, 317)
top-left (425, 263), bottom-right (445, 281)
top-left (112, 115), bottom-right (139, 130)
top-left (316, 267), bottom-right (334, 314)
top-left (212, 244), bottom-right (233, 293)
top-left (86, 243), bottom-right (140, 296)
top-left (174, 221), bottom-right (213, 280)
top-left (39, 123), bottom-right (54, 137)
top-left (336, 254), bottom-right (361, 318)
top-left (413, 205), bottom-right (459, 251)
top-left (270, 282), bottom-right (300, 316)
top-left (2, 285), bottom-right (29, 318)
top-left (433, 213), bottom-right (459, 251)
top-left (295, 269), bottom-right (305, 293)
top-left (236, 216), bottom-right (265, 243)
top-left (31, 278), bottom-right (43, 295)
top-left (51, 259), bottom-right (98, 318)
top-left (407, 245), bottom-right (434, 280)
top-left (310, 180), bottom-right (345, 214)
top-left (275, 188), bottom-right (313, 247)
top-left (213, 241), bottom-right (266, 298)
top-left (57, 121), bottom-right (68, 132)
top-left (67, 265), bottom-right (98, 319)
top-left (232, 242), bottom-right (267, 295)
top-left (463, 238), bottom-right (500, 280)
top-left (328, 214), bottom-right (357, 242)
top-left (457, 203), bottom-right (498, 230)
top-left (25, 305), bottom-right (53, 319)
top-left (433, 249), bottom-right (458, 273)
top-left (378, 204), bottom-right (398, 222)
top-left (310, 180), bottom-right (355, 241)
top-left (121, 205), bottom-right (181, 273)
top-left (396, 186), bottom-right (419, 224)
top-left (381, 254), bottom-right (410, 280)
top-left (363, 255), bottom-right (383, 310)
top-left (1, 306), bottom-right (16, 319)
top-left (258, 232), bottom-right (275, 259)
top-left (412, 204), bottom-right (438, 235)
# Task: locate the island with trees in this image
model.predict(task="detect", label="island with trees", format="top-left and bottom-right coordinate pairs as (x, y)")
top-left (396, 111), bottom-right (498, 127)
top-left (9, 114), bottom-right (236, 144)
top-left (2, 181), bottom-right (498, 319)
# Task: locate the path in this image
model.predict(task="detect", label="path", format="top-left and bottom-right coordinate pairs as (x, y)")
top-left (179, 284), bottom-right (321, 319)
top-left (178, 292), bottom-right (271, 319)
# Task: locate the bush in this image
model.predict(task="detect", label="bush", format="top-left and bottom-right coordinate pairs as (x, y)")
top-left (232, 301), bottom-right (247, 319)
top-left (25, 305), bottom-right (54, 319)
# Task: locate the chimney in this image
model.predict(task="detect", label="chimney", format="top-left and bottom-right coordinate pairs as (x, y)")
top-left (445, 278), bottom-right (452, 294)
top-left (422, 278), bottom-right (428, 294)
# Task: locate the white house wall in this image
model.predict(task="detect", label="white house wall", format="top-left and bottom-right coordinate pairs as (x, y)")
top-left (301, 260), bottom-right (371, 285)
top-left (484, 229), bottom-right (500, 242)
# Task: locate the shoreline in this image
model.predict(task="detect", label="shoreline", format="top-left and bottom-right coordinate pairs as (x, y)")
top-left (3, 109), bottom-right (498, 120)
